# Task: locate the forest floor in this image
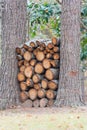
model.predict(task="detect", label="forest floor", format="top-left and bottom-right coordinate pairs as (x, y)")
top-left (0, 106), bottom-right (87, 130)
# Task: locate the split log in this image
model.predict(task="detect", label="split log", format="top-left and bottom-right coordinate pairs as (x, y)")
top-left (36, 51), bottom-right (45, 61)
top-left (26, 78), bottom-right (33, 87)
top-left (41, 79), bottom-right (48, 89)
top-left (24, 60), bottom-right (30, 67)
top-left (28, 89), bottom-right (37, 100)
top-left (24, 51), bottom-right (32, 61)
top-left (17, 72), bottom-right (25, 82)
top-left (18, 60), bottom-right (24, 67)
top-left (32, 74), bottom-right (42, 83)
top-left (47, 100), bottom-right (54, 107)
top-left (45, 68), bottom-right (59, 80)
top-left (20, 82), bottom-right (27, 91)
top-left (21, 99), bottom-right (33, 107)
top-left (30, 59), bottom-right (36, 67)
top-left (34, 83), bottom-right (41, 90)
top-left (20, 65), bottom-right (25, 73)
top-left (30, 42), bottom-right (37, 48)
top-left (20, 91), bottom-right (28, 102)
top-left (23, 44), bottom-right (29, 50)
top-left (33, 48), bottom-right (40, 56)
top-left (53, 46), bottom-right (59, 53)
top-left (24, 66), bottom-right (33, 78)
top-left (48, 80), bottom-right (58, 90)
top-left (42, 59), bottom-right (51, 69)
top-left (50, 60), bottom-right (60, 68)
top-left (47, 43), bottom-right (54, 49)
top-left (28, 47), bottom-right (33, 52)
top-left (36, 40), bottom-right (41, 46)
top-left (38, 89), bottom-right (45, 98)
top-left (40, 98), bottom-right (48, 107)
top-left (46, 90), bottom-right (56, 99)
top-left (52, 37), bottom-right (60, 46)
top-left (53, 53), bottom-right (60, 60)
top-left (35, 63), bottom-right (44, 74)
top-left (16, 55), bottom-right (23, 61)
top-left (33, 99), bottom-right (40, 107)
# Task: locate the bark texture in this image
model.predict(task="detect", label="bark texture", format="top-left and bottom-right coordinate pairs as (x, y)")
top-left (55, 0), bottom-right (84, 106)
top-left (0, 0), bottom-right (27, 109)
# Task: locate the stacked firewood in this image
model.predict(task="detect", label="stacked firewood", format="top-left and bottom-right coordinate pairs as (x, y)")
top-left (16, 37), bottom-right (60, 107)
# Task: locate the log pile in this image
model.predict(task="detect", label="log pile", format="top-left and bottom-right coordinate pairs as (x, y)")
top-left (16, 37), bottom-right (60, 107)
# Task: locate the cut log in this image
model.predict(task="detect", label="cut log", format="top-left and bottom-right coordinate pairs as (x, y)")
top-left (53, 53), bottom-right (60, 60)
top-left (46, 90), bottom-right (56, 99)
top-left (20, 91), bottom-right (28, 102)
top-left (26, 78), bottom-right (33, 87)
top-left (52, 37), bottom-right (59, 45)
top-left (46, 47), bottom-right (50, 53)
top-left (28, 47), bottom-right (33, 52)
top-left (42, 59), bottom-right (51, 69)
top-left (53, 46), bottom-right (59, 53)
top-left (41, 79), bottom-right (48, 89)
top-left (28, 89), bottom-right (37, 100)
top-left (24, 60), bottom-right (30, 67)
top-left (30, 42), bottom-right (37, 48)
top-left (24, 51), bottom-right (32, 61)
top-left (48, 80), bottom-right (58, 90)
top-left (33, 99), bottom-right (40, 107)
top-left (36, 51), bottom-right (45, 61)
top-left (32, 74), bottom-right (42, 83)
top-left (24, 66), bottom-right (33, 78)
top-left (16, 55), bottom-right (23, 61)
top-left (33, 48), bottom-right (40, 56)
top-left (34, 83), bottom-right (41, 90)
top-left (47, 43), bottom-right (54, 49)
top-left (20, 65), bottom-right (25, 73)
top-left (50, 60), bottom-right (60, 68)
top-left (44, 50), bottom-right (47, 54)
top-left (45, 68), bottom-right (59, 80)
top-left (47, 100), bottom-right (54, 107)
top-left (16, 47), bottom-right (21, 54)
top-left (21, 99), bottom-right (33, 107)
top-left (35, 63), bottom-right (44, 74)
top-left (46, 53), bottom-right (52, 59)
top-left (23, 44), bottom-right (29, 50)
top-left (20, 82), bottom-right (27, 91)
top-left (38, 89), bottom-right (45, 98)
top-left (30, 59), bottom-right (36, 67)
top-left (18, 60), bottom-right (24, 67)
top-left (40, 98), bottom-right (48, 107)
top-left (17, 72), bottom-right (25, 82)
top-left (36, 40), bottom-right (41, 46)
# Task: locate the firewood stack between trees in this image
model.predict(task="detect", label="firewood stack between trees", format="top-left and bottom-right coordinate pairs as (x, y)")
top-left (16, 37), bottom-right (60, 108)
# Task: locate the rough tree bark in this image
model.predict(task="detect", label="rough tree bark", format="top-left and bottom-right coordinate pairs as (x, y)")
top-left (55, 0), bottom-right (85, 106)
top-left (0, 0), bottom-right (27, 109)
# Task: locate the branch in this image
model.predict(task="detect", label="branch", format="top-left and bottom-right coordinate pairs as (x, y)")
top-left (80, 21), bottom-right (87, 31)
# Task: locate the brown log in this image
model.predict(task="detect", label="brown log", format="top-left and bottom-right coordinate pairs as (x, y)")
top-left (41, 42), bottom-right (46, 48)
top-left (23, 51), bottom-right (32, 61)
top-left (35, 63), bottom-right (44, 74)
top-left (34, 83), bottom-right (41, 90)
top-left (39, 46), bottom-right (44, 51)
top-left (28, 89), bottom-right (38, 100)
top-left (48, 80), bottom-right (58, 90)
top-left (41, 79), bottom-right (48, 89)
top-left (23, 44), bottom-right (29, 50)
top-left (26, 78), bottom-right (33, 87)
top-left (46, 90), bottom-right (56, 99)
top-left (49, 50), bottom-right (54, 54)
top-left (47, 43), bottom-right (54, 49)
top-left (46, 53), bottom-right (52, 59)
top-left (18, 60), bottom-right (24, 67)
top-left (42, 59), bottom-right (51, 69)
top-left (52, 37), bottom-right (59, 45)
top-left (33, 99), bottom-right (40, 107)
top-left (28, 47), bottom-right (33, 52)
top-left (21, 99), bottom-right (33, 107)
top-left (20, 65), bottom-right (25, 73)
top-left (53, 46), bottom-right (59, 52)
top-left (24, 66), bottom-right (33, 78)
top-left (46, 46), bottom-right (50, 53)
top-left (30, 41), bottom-right (37, 48)
top-left (30, 59), bottom-right (36, 67)
top-left (44, 50), bottom-right (47, 55)
top-left (53, 53), bottom-right (60, 60)
top-left (40, 98), bottom-right (48, 107)
top-left (33, 48), bottom-right (40, 56)
top-left (38, 89), bottom-right (45, 98)
top-left (36, 40), bottom-right (41, 46)
top-left (47, 100), bottom-right (54, 107)
top-left (50, 60), bottom-right (60, 68)
top-left (16, 55), bottom-right (23, 61)
top-left (17, 72), bottom-right (25, 82)
top-left (45, 68), bottom-right (59, 80)
top-left (32, 74), bottom-right (42, 83)
top-left (24, 60), bottom-right (30, 67)
top-left (20, 82), bottom-right (27, 91)
top-left (36, 51), bottom-right (45, 61)
top-left (16, 47), bottom-right (21, 54)
top-left (20, 91), bottom-right (28, 102)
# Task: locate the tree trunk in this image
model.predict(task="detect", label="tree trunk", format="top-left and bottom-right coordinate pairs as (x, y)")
top-left (0, 0), bottom-right (27, 109)
top-left (55, 0), bottom-right (85, 106)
